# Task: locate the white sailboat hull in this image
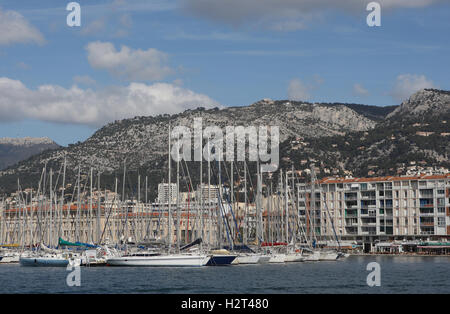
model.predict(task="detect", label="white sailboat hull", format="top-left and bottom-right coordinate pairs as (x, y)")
top-left (319, 251), bottom-right (339, 261)
top-left (234, 254), bottom-right (261, 264)
top-left (0, 254), bottom-right (20, 263)
top-left (285, 253), bottom-right (304, 262)
top-left (106, 254), bottom-right (211, 267)
top-left (268, 254), bottom-right (286, 263)
top-left (257, 255), bottom-right (271, 264)
top-left (303, 251), bottom-right (320, 261)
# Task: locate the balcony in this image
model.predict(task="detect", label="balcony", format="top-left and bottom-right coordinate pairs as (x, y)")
top-left (361, 231), bottom-right (377, 235)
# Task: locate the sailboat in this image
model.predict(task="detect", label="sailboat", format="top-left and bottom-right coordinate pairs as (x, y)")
top-left (206, 249), bottom-right (237, 266)
top-left (107, 125), bottom-right (211, 267)
top-left (302, 248), bottom-right (321, 261)
top-left (19, 244), bottom-right (81, 267)
top-left (0, 250), bottom-right (20, 263)
top-left (106, 251), bottom-right (210, 267)
top-left (268, 252), bottom-right (287, 263)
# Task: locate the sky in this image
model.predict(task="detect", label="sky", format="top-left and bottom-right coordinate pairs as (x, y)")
top-left (0, 0), bottom-right (449, 146)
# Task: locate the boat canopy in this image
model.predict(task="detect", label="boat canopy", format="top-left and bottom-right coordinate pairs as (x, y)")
top-left (58, 238), bottom-right (97, 248)
top-left (0, 244), bottom-right (19, 248)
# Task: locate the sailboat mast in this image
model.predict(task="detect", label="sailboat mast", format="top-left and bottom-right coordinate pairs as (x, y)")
top-left (114, 177), bottom-right (118, 244)
top-left (90, 167), bottom-right (93, 244)
top-left (138, 174), bottom-right (141, 243)
top-left (285, 170), bottom-right (288, 253)
top-left (230, 161), bottom-right (234, 243)
top-left (199, 146), bottom-right (203, 251)
top-left (77, 165), bottom-right (81, 242)
top-left (168, 124), bottom-right (172, 252)
top-left (243, 162), bottom-right (247, 245)
top-left (122, 160), bottom-right (126, 244)
top-left (207, 142), bottom-right (211, 248)
top-left (97, 171), bottom-right (101, 244)
top-left (176, 149), bottom-right (180, 253)
top-left (218, 159), bottom-right (222, 248)
top-left (291, 165), bottom-right (296, 248)
top-left (49, 168), bottom-right (53, 247)
top-left (59, 157), bottom-right (66, 245)
top-left (256, 161), bottom-right (261, 246)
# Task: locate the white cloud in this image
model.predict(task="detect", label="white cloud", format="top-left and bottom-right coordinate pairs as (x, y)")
top-left (0, 77), bottom-right (219, 127)
top-left (287, 78), bottom-right (311, 101)
top-left (0, 8), bottom-right (45, 45)
top-left (73, 75), bottom-right (97, 86)
top-left (181, 0), bottom-right (445, 30)
top-left (353, 83), bottom-right (369, 96)
top-left (86, 41), bottom-right (174, 81)
top-left (390, 74), bottom-right (436, 102)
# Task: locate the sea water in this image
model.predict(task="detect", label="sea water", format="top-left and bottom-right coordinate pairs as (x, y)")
top-left (0, 256), bottom-right (448, 294)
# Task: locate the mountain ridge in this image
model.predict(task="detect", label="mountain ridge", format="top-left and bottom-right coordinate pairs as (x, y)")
top-left (0, 89), bottom-right (448, 196)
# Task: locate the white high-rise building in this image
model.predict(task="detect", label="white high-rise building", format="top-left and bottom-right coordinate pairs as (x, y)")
top-left (196, 184), bottom-right (220, 204)
top-left (157, 183), bottom-right (177, 204)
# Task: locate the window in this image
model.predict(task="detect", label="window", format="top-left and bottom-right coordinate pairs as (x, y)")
top-left (438, 217), bottom-right (445, 227)
top-left (437, 190), bottom-right (444, 195)
top-left (438, 207), bottom-right (445, 214)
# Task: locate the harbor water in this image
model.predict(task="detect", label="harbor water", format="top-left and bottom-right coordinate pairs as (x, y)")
top-left (0, 256), bottom-right (449, 294)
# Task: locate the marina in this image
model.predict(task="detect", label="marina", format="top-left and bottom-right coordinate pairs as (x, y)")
top-left (0, 255), bottom-right (449, 294)
top-left (0, 132), bottom-right (353, 268)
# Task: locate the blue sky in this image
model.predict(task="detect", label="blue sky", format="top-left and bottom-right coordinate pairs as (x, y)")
top-left (0, 0), bottom-right (449, 146)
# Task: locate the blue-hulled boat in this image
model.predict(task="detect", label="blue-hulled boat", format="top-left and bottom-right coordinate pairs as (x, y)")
top-left (19, 256), bottom-right (70, 267)
top-left (206, 251), bottom-right (237, 266)
top-left (19, 252), bottom-right (81, 267)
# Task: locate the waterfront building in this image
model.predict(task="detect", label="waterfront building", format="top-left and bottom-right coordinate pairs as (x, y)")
top-left (157, 183), bottom-right (177, 204)
top-left (297, 173), bottom-right (450, 251)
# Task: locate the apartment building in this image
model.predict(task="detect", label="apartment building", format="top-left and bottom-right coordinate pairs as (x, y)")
top-left (157, 183), bottom-right (177, 204)
top-left (297, 174), bottom-right (450, 244)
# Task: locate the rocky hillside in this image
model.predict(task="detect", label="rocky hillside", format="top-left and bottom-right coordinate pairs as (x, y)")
top-left (1, 100), bottom-right (380, 174)
top-left (280, 89), bottom-right (450, 178)
top-left (1, 89), bottom-right (449, 197)
top-left (387, 89), bottom-right (450, 119)
top-left (0, 137), bottom-right (60, 170)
